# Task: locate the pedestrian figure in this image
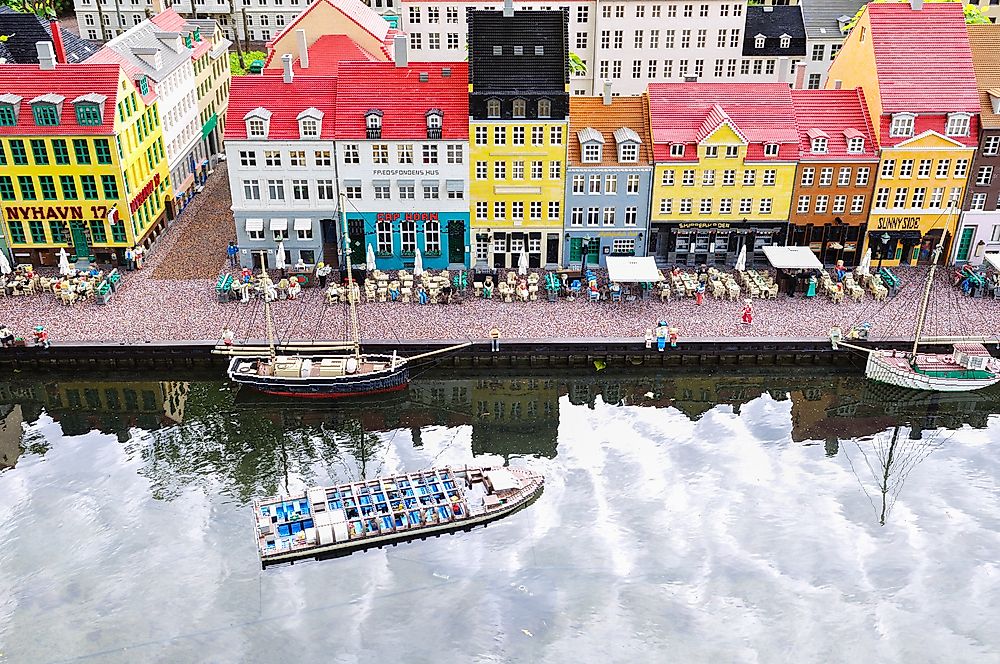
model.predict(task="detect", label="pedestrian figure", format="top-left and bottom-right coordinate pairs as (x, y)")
top-left (317, 262), bottom-right (331, 289)
top-left (33, 325), bottom-right (50, 348)
top-left (644, 328), bottom-right (653, 350)
top-left (134, 246), bottom-right (145, 270)
top-left (489, 326), bottom-right (501, 352)
top-left (669, 326), bottom-right (680, 349)
top-left (227, 242), bottom-right (239, 268)
top-left (124, 247), bottom-right (135, 271)
top-left (695, 281), bottom-right (706, 306)
top-left (656, 321), bottom-right (668, 352)
top-left (0, 324), bottom-right (14, 348)
top-left (221, 327), bottom-right (235, 346)
top-left (741, 299), bottom-right (753, 326)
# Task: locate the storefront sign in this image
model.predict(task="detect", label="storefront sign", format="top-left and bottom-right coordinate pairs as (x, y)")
top-left (874, 216), bottom-right (920, 231)
top-left (130, 173), bottom-right (162, 214)
top-left (678, 222), bottom-right (732, 230)
top-left (371, 169), bottom-right (440, 177)
top-left (3, 204), bottom-right (110, 221)
top-left (374, 212), bottom-right (440, 222)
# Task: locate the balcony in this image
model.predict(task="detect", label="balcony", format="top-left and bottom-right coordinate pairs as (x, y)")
top-left (366, 128), bottom-right (382, 139)
top-left (426, 127), bottom-right (442, 140)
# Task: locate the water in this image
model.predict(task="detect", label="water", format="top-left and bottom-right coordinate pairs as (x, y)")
top-left (1, 370), bottom-right (999, 664)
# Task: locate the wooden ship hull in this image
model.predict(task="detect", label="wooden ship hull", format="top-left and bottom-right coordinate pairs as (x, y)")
top-left (254, 466), bottom-right (544, 566)
top-left (865, 350), bottom-right (1000, 393)
top-left (227, 354), bottom-right (409, 399)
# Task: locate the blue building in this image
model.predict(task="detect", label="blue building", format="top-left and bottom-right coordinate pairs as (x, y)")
top-left (564, 91), bottom-right (654, 268)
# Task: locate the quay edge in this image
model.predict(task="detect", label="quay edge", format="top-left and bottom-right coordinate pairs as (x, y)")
top-left (0, 337), bottom-right (972, 373)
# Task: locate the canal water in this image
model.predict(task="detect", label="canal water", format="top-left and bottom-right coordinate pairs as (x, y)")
top-left (1, 370), bottom-right (998, 664)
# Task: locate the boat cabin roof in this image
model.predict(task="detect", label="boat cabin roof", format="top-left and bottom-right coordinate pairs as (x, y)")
top-left (953, 343), bottom-right (991, 356)
top-left (485, 468), bottom-right (520, 492)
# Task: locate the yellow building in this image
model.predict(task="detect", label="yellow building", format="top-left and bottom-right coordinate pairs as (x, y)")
top-left (467, 7), bottom-right (570, 269)
top-left (0, 55), bottom-right (171, 266)
top-left (826, 1), bottom-right (981, 265)
top-left (647, 83), bottom-right (799, 267)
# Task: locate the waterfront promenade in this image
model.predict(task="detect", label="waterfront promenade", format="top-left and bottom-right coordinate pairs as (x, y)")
top-left (1, 170), bottom-right (998, 345)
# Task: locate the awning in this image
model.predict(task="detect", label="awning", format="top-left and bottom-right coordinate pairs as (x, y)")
top-left (762, 245), bottom-right (823, 270)
top-left (245, 218), bottom-right (263, 232)
top-left (606, 256), bottom-right (665, 283)
top-left (984, 253), bottom-right (1000, 272)
top-left (269, 218), bottom-right (287, 231)
top-left (446, 180), bottom-right (464, 192)
top-left (293, 218), bottom-right (311, 231)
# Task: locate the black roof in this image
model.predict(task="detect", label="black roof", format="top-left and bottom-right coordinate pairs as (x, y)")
top-left (467, 9), bottom-right (569, 94)
top-left (743, 5), bottom-right (807, 57)
top-left (0, 7), bottom-right (99, 64)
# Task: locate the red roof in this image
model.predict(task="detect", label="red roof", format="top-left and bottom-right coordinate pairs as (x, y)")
top-left (334, 62), bottom-right (468, 140)
top-left (868, 2), bottom-right (980, 115)
top-left (225, 75), bottom-right (337, 140)
top-left (150, 9), bottom-right (213, 58)
top-left (0, 64), bottom-right (124, 136)
top-left (790, 88), bottom-right (879, 161)
top-left (263, 34), bottom-right (378, 77)
top-left (86, 47), bottom-right (159, 105)
top-left (265, 0), bottom-right (394, 65)
top-left (646, 83), bottom-right (799, 162)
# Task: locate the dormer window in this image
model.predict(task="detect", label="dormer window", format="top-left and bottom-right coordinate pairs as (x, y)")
top-left (30, 94), bottom-right (64, 127)
top-left (512, 98), bottom-right (526, 119)
top-left (578, 127), bottom-right (605, 162)
top-left (0, 95), bottom-right (20, 126)
top-left (365, 109), bottom-right (383, 139)
top-left (535, 46), bottom-right (544, 55)
top-left (946, 112), bottom-right (970, 137)
top-left (754, 34), bottom-right (766, 49)
top-left (426, 108), bottom-right (443, 139)
top-left (538, 98), bottom-right (551, 119)
top-left (194, 27), bottom-right (202, 42)
top-left (493, 46), bottom-right (502, 56)
top-left (779, 34), bottom-right (790, 49)
top-left (847, 137), bottom-right (864, 153)
top-left (137, 75), bottom-right (149, 96)
top-left (297, 107), bottom-right (324, 139)
top-left (670, 143), bottom-right (685, 158)
top-left (487, 98), bottom-right (501, 119)
top-left (244, 107), bottom-right (272, 138)
top-left (75, 103), bottom-right (101, 126)
top-left (810, 137), bottom-right (828, 154)
top-left (513, 46), bottom-right (523, 55)
top-left (619, 143), bottom-right (638, 162)
top-left (613, 127), bottom-right (641, 163)
top-left (890, 113), bottom-right (914, 137)
top-left (764, 143), bottom-right (779, 157)
top-left (583, 143), bottom-right (602, 162)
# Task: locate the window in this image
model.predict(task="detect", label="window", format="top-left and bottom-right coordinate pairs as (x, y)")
top-left (0, 176), bottom-right (14, 201)
top-left (398, 183), bottom-right (414, 199)
top-left (423, 183), bottom-right (439, 199)
top-left (60, 175), bottom-right (77, 199)
top-left (474, 127), bottom-right (488, 146)
top-left (702, 170), bottom-right (715, 186)
top-left (397, 144), bottom-right (414, 164)
top-left (476, 161), bottom-right (488, 180)
top-left (659, 199), bottom-right (673, 214)
top-left (550, 126), bottom-right (563, 145)
top-left (264, 150), bottom-right (281, 166)
top-left (512, 99), bottom-right (526, 119)
top-left (819, 168), bottom-right (833, 186)
top-left (604, 175), bottom-right (617, 194)
top-left (742, 170), bottom-right (756, 187)
top-left (494, 126), bottom-right (506, 145)
top-left (532, 161), bottom-right (543, 179)
top-left (945, 113), bottom-right (970, 137)
top-left (243, 179), bottom-right (261, 200)
top-left (811, 137), bottom-right (827, 154)
top-left (971, 192), bottom-right (987, 210)
top-left (763, 143), bottom-right (778, 157)
top-left (847, 137), bottom-right (864, 154)
top-left (577, 6), bottom-right (588, 22)
top-left (512, 161), bottom-right (524, 180)
top-left (267, 180), bottom-right (286, 201)
top-left (247, 118), bottom-right (266, 137)
top-left (759, 198), bottom-right (772, 214)
top-left (101, 175), bottom-right (118, 199)
top-left (705, 146), bottom-right (719, 159)
top-left (739, 198), bottom-right (752, 214)
top-left (345, 185), bottom-right (361, 199)
top-left (955, 159), bottom-right (969, 179)
top-left (369, 144), bottom-right (387, 164)
top-left (626, 174), bottom-right (640, 194)
top-left (763, 169), bottom-right (776, 186)
top-left (571, 207), bottom-right (584, 226)
top-left (572, 175), bottom-right (585, 193)
top-left (662, 170), bottom-right (675, 186)
top-left (0, 104), bottom-right (16, 126)
top-left (31, 139), bottom-right (48, 165)
top-left (893, 188), bottom-right (909, 208)
top-left (722, 170), bottom-right (736, 186)
top-left (754, 35), bottom-right (765, 49)
top-left (410, 33), bottom-right (421, 49)
top-left (838, 167), bottom-right (852, 186)
top-left (512, 127), bottom-right (525, 145)
top-left (476, 202), bottom-right (489, 221)
top-left (343, 144), bottom-right (359, 163)
top-left (875, 187), bottom-right (889, 208)
top-left (52, 139), bottom-right (69, 165)
top-left (880, 159), bottom-right (896, 179)
top-left (494, 161), bottom-right (506, 179)
top-left (589, 175), bottom-right (601, 194)
top-left (912, 187), bottom-right (926, 208)
top-left (39, 176), bottom-right (57, 200)
top-left (725, 146), bottom-right (739, 158)
top-left (447, 33), bottom-right (459, 49)
top-left (487, 99), bottom-right (501, 119)
top-left (32, 103), bottom-right (60, 126)
top-left (239, 150), bottom-right (256, 167)
top-left (833, 195), bottom-right (847, 213)
top-left (548, 201), bottom-right (560, 219)
top-left (670, 144), bottom-right (685, 158)
top-left (890, 114), bottom-right (914, 138)
top-left (300, 118), bottom-right (318, 138)
top-left (292, 180), bottom-right (310, 200)
top-left (422, 144), bottom-right (438, 164)
top-left (680, 199), bottom-right (693, 214)
top-left (73, 139), bottom-right (91, 165)
top-left (612, 238), bottom-right (636, 255)
top-left (984, 135), bottom-right (1000, 156)
top-left (779, 34), bottom-right (791, 49)
top-left (936, 160), bottom-right (951, 178)
top-left (532, 127), bottom-right (544, 146)
top-left (511, 201), bottom-right (523, 220)
top-left (18, 175), bottom-right (36, 200)
top-left (317, 180), bottom-right (335, 199)
top-left (682, 170), bottom-right (695, 186)
top-left (699, 199), bottom-right (712, 214)
top-left (797, 195), bottom-right (810, 213)
top-left (399, 220), bottom-right (417, 254)
top-left (977, 166), bottom-right (994, 187)
top-left (856, 167), bottom-right (870, 187)
top-left (718, 198), bottom-right (731, 214)
top-left (815, 195), bottom-right (828, 214)
top-left (929, 187), bottom-right (944, 208)
top-left (583, 143), bottom-right (601, 163)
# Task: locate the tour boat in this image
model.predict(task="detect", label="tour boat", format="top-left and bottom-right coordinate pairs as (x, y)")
top-left (833, 236), bottom-right (1000, 393)
top-left (253, 465), bottom-right (544, 565)
top-left (217, 193), bottom-right (469, 399)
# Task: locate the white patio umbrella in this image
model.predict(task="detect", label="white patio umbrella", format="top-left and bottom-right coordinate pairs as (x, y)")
top-left (857, 248), bottom-right (872, 275)
top-left (275, 241), bottom-right (286, 271)
top-left (413, 248), bottom-right (424, 277)
top-left (734, 245), bottom-right (747, 272)
top-left (366, 243), bottom-right (377, 271)
top-left (518, 249), bottom-right (529, 276)
top-left (0, 250), bottom-right (11, 275)
top-left (58, 247), bottom-right (70, 275)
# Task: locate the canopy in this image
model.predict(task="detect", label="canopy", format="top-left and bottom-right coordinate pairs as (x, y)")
top-left (762, 246), bottom-right (823, 270)
top-left (606, 256), bottom-right (664, 283)
top-left (269, 218), bottom-right (288, 231)
top-left (984, 252), bottom-right (1000, 272)
top-left (292, 218), bottom-right (311, 231)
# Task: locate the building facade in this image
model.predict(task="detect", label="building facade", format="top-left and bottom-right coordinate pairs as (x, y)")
top-left (225, 60), bottom-right (338, 270)
top-left (799, 0), bottom-right (865, 91)
top-left (0, 51), bottom-right (172, 266)
top-left (468, 6), bottom-right (570, 269)
top-left (787, 88), bottom-right (879, 267)
top-left (827, 1), bottom-right (980, 266)
top-left (335, 61), bottom-right (470, 271)
top-left (647, 82), bottom-right (798, 268)
top-left (954, 24), bottom-right (1000, 266)
top-left (564, 91), bottom-right (653, 268)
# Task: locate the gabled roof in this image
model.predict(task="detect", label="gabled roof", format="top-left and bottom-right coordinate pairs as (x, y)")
top-left (0, 64), bottom-right (125, 136)
top-left (266, 0), bottom-right (393, 65)
top-left (647, 83), bottom-right (799, 162)
top-left (84, 47), bottom-right (159, 105)
top-left (149, 9), bottom-right (214, 58)
top-left (0, 7), bottom-right (99, 64)
top-left (790, 88), bottom-right (879, 161)
top-left (90, 17), bottom-right (194, 83)
top-left (334, 62), bottom-right (468, 140)
top-left (743, 5), bottom-right (806, 57)
top-left (966, 24), bottom-right (1000, 129)
top-left (867, 2), bottom-right (980, 115)
top-left (567, 95), bottom-right (652, 168)
top-left (225, 75), bottom-right (337, 140)
top-left (799, 0), bottom-right (867, 41)
top-left (695, 104), bottom-right (748, 144)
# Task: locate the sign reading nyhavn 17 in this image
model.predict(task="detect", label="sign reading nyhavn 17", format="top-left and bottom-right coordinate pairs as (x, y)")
top-left (874, 216), bottom-right (920, 231)
top-left (3, 204), bottom-right (112, 221)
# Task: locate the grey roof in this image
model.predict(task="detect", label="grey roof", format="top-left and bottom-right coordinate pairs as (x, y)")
top-left (0, 7), bottom-right (100, 64)
top-left (577, 127), bottom-right (605, 144)
top-left (102, 20), bottom-right (193, 82)
top-left (743, 6), bottom-right (807, 57)
top-left (800, 0), bottom-right (868, 41)
top-left (613, 127), bottom-right (641, 144)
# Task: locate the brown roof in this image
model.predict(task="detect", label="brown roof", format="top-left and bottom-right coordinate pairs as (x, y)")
top-left (967, 24), bottom-right (1000, 128)
top-left (568, 95), bottom-right (652, 167)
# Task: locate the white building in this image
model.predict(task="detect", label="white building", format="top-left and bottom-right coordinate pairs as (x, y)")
top-left (89, 13), bottom-right (203, 211)
top-left (799, 0), bottom-right (865, 90)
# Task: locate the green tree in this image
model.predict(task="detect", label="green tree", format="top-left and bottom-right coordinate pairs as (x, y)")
top-left (230, 50), bottom-right (266, 76)
top-left (569, 52), bottom-right (587, 76)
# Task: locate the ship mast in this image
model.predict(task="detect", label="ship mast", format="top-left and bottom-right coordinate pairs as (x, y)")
top-left (910, 208), bottom-right (950, 358)
top-left (340, 193), bottom-right (362, 360)
top-left (261, 250), bottom-right (276, 362)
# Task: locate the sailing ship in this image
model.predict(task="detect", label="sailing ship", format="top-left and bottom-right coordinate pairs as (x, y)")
top-left (217, 194), bottom-right (469, 398)
top-left (832, 238), bottom-right (1000, 393)
top-left (253, 465), bottom-right (544, 565)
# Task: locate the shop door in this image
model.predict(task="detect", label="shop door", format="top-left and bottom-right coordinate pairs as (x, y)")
top-left (447, 220), bottom-right (466, 264)
top-left (320, 218), bottom-right (339, 267)
top-left (347, 218), bottom-right (366, 266)
top-left (955, 227), bottom-right (976, 263)
top-left (546, 233), bottom-right (559, 265)
top-left (70, 221), bottom-right (90, 261)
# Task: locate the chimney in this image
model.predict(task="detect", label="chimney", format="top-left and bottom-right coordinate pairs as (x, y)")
top-left (281, 53), bottom-right (294, 84)
top-left (833, 80), bottom-right (843, 90)
top-left (49, 20), bottom-right (67, 64)
top-left (503, 0), bottom-right (513, 18)
top-left (394, 34), bottom-right (408, 68)
top-left (36, 41), bottom-right (56, 70)
top-left (603, 80), bottom-right (612, 105)
top-left (793, 62), bottom-right (806, 90)
top-left (296, 29), bottom-right (309, 69)
top-left (910, 0), bottom-right (923, 9)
